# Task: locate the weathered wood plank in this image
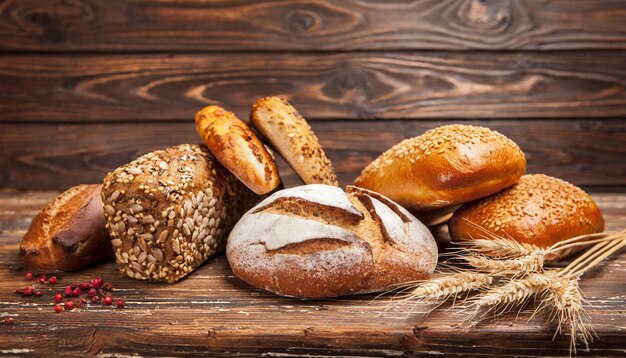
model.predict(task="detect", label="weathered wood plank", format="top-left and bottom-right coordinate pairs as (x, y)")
top-left (1, 0), bottom-right (625, 52)
top-left (0, 191), bottom-right (624, 356)
top-left (1, 120), bottom-right (625, 190)
top-left (2, 52), bottom-right (625, 122)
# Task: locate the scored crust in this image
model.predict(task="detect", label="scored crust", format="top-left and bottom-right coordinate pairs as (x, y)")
top-left (102, 144), bottom-right (258, 282)
top-left (195, 105), bottom-right (280, 195)
top-left (20, 184), bottom-right (111, 271)
top-left (354, 125), bottom-right (526, 211)
top-left (227, 184), bottom-right (437, 298)
top-left (250, 96), bottom-right (339, 186)
top-left (449, 174), bottom-right (604, 259)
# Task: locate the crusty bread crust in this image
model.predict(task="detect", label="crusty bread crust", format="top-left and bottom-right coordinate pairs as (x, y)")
top-left (227, 184), bottom-right (437, 298)
top-left (354, 125), bottom-right (526, 211)
top-left (449, 174), bottom-right (605, 259)
top-left (102, 144), bottom-right (258, 283)
top-left (20, 184), bottom-right (111, 271)
top-left (196, 106), bottom-right (280, 195)
top-left (250, 96), bottom-right (338, 186)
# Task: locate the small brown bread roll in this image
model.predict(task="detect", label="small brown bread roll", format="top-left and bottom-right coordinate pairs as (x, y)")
top-left (20, 184), bottom-right (111, 271)
top-left (250, 96), bottom-right (339, 186)
top-left (102, 144), bottom-right (257, 282)
top-left (354, 125), bottom-right (526, 212)
top-left (195, 105), bottom-right (280, 195)
top-left (227, 184), bottom-right (437, 298)
top-left (449, 174), bottom-right (604, 259)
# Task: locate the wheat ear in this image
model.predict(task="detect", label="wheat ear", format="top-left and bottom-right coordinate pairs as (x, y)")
top-left (399, 272), bottom-right (493, 303)
top-left (466, 272), bottom-right (553, 320)
top-left (463, 252), bottom-right (545, 277)
top-left (541, 276), bottom-right (594, 355)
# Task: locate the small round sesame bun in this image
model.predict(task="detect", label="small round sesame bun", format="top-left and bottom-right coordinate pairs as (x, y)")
top-left (354, 125), bottom-right (526, 212)
top-left (449, 174), bottom-right (604, 259)
top-left (196, 106), bottom-right (280, 195)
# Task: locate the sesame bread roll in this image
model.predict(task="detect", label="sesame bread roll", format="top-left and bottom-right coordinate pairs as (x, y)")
top-left (355, 125), bottom-right (526, 212)
top-left (196, 105), bottom-right (280, 195)
top-left (227, 184), bottom-right (437, 298)
top-left (102, 144), bottom-right (257, 283)
top-left (449, 174), bottom-right (604, 260)
top-left (250, 96), bottom-right (339, 186)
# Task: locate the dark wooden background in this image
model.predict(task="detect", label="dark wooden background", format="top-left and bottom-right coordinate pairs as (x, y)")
top-left (1, 1), bottom-right (626, 356)
top-left (1, 0), bottom-right (625, 191)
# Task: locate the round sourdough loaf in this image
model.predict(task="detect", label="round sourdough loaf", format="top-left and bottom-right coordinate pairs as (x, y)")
top-left (449, 174), bottom-right (604, 259)
top-left (354, 125), bottom-right (526, 212)
top-left (226, 184), bottom-right (438, 298)
top-left (102, 144), bottom-right (258, 282)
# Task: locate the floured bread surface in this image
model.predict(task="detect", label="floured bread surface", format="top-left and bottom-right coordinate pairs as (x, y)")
top-left (102, 144), bottom-right (258, 283)
top-left (227, 184), bottom-right (437, 298)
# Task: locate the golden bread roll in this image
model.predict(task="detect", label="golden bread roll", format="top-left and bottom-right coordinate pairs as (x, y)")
top-left (20, 184), bottom-right (111, 271)
top-left (227, 184), bottom-right (437, 298)
top-left (250, 96), bottom-right (339, 186)
top-left (449, 174), bottom-right (604, 259)
top-left (102, 144), bottom-right (258, 282)
top-left (354, 125), bottom-right (526, 211)
top-left (196, 105), bottom-right (280, 195)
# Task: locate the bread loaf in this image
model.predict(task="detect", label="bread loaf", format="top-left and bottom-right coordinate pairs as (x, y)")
top-left (227, 184), bottom-right (437, 298)
top-left (449, 174), bottom-right (604, 259)
top-left (196, 105), bottom-right (280, 195)
top-left (355, 125), bottom-right (526, 212)
top-left (20, 184), bottom-right (111, 271)
top-left (102, 144), bottom-right (257, 282)
top-left (250, 96), bottom-right (339, 186)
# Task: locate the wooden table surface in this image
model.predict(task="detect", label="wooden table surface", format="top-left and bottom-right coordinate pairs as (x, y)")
top-left (0, 190), bottom-right (624, 357)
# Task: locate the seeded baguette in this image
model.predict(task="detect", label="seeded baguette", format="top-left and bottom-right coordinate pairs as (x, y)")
top-left (355, 125), bottom-right (526, 211)
top-left (195, 105), bottom-right (280, 195)
top-left (102, 144), bottom-right (257, 283)
top-left (20, 184), bottom-right (111, 271)
top-left (250, 96), bottom-right (339, 186)
top-left (227, 184), bottom-right (438, 298)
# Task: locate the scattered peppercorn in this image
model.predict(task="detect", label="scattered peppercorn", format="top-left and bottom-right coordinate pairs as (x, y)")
top-left (102, 296), bottom-right (113, 306)
top-left (48, 276), bottom-right (58, 285)
top-left (6, 318), bottom-right (14, 325)
top-left (25, 272), bottom-right (34, 281)
top-left (64, 301), bottom-right (74, 310)
top-left (116, 299), bottom-right (125, 308)
top-left (54, 305), bottom-right (63, 313)
top-left (54, 293), bottom-right (63, 303)
top-left (39, 274), bottom-right (47, 284)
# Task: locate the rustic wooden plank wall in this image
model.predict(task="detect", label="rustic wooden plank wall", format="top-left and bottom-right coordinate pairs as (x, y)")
top-left (1, 0), bottom-right (625, 191)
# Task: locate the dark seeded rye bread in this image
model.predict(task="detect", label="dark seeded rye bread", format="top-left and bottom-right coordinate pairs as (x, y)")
top-left (227, 184), bottom-right (438, 298)
top-left (102, 144), bottom-right (258, 283)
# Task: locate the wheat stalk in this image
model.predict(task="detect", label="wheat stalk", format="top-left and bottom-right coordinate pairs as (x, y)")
top-left (381, 226), bottom-right (626, 356)
top-left (466, 272), bottom-right (553, 319)
top-left (541, 276), bottom-right (594, 355)
top-left (463, 252), bottom-right (545, 277)
top-left (400, 272), bottom-right (493, 302)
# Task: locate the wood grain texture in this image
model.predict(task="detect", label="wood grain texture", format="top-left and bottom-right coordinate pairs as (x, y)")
top-left (1, 0), bottom-right (625, 52)
top-left (0, 190), bottom-right (624, 356)
top-left (2, 52), bottom-right (626, 122)
top-left (1, 119), bottom-right (625, 190)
